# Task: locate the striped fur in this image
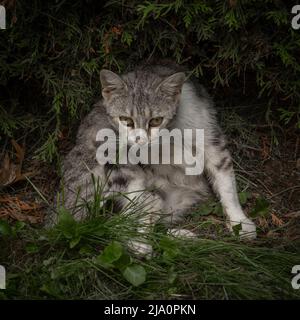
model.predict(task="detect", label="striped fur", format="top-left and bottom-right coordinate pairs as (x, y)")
top-left (50, 61), bottom-right (256, 255)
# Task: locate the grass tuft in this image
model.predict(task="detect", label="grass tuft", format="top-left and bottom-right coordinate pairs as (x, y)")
top-left (1, 179), bottom-right (299, 300)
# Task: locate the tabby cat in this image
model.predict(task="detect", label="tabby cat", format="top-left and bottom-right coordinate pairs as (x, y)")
top-left (52, 61), bottom-right (256, 256)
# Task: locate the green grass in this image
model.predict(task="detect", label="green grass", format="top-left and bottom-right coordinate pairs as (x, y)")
top-left (0, 104), bottom-right (298, 300)
top-left (1, 183), bottom-right (300, 300)
top-left (1, 0), bottom-right (299, 300)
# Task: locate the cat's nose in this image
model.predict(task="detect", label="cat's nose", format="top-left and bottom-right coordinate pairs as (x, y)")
top-left (128, 128), bottom-right (148, 145)
top-left (135, 135), bottom-right (147, 145)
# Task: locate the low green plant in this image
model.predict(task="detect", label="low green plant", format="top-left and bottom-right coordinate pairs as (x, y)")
top-left (1, 180), bottom-right (299, 300)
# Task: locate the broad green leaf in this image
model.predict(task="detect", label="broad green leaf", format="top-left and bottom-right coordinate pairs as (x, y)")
top-left (123, 264), bottom-right (146, 287)
top-left (197, 203), bottom-right (214, 216)
top-left (238, 192), bottom-right (251, 205)
top-left (160, 237), bottom-right (179, 261)
top-left (250, 197), bottom-right (270, 218)
top-left (160, 236), bottom-right (177, 251)
top-left (212, 203), bottom-right (223, 216)
top-left (58, 208), bottom-right (76, 226)
top-left (97, 241), bottom-right (123, 267)
top-left (113, 253), bottom-right (132, 271)
top-left (163, 248), bottom-right (179, 261)
top-left (232, 223), bottom-right (242, 236)
top-left (57, 208), bottom-right (77, 239)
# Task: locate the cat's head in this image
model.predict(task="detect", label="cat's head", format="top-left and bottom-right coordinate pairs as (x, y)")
top-left (100, 68), bottom-right (185, 146)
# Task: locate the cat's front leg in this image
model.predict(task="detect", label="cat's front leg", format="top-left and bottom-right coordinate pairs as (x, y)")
top-left (204, 135), bottom-right (257, 239)
top-left (117, 175), bottom-right (162, 257)
top-left (126, 214), bottom-right (155, 259)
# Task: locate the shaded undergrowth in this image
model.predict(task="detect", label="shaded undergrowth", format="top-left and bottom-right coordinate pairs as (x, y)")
top-left (1, 186), bottom-right (300, 300)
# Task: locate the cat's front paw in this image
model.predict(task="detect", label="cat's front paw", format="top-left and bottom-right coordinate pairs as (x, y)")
top-left (127, 240), bottom-right (153, 258)
top-left (168, 228), bottom-right (197, 239)
top-left (229, 217), bottom-right (257, 240)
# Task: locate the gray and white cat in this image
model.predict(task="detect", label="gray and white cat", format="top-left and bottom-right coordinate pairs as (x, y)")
top-left (54, 61), bottom-right (256, 256)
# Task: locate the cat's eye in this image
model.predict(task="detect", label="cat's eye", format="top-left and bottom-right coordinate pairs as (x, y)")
top-left (149, 117), bottom-right (163, 127)
top-left (119, 116), bottom-right (134, 127)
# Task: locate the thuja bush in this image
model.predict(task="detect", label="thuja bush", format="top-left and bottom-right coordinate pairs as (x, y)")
top-left (0, 0), bottom-right (299, 161)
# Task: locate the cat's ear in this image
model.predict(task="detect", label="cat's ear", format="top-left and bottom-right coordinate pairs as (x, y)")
top-left (100, 69), bottom-right (127, 101)
top-left (156, 72), bottom-right (186, 99)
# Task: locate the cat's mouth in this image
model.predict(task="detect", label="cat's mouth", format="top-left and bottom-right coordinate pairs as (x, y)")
top-left (127, 136), bottom-right (163, 147)
top-left (127, 139), bottom-right (150, 147)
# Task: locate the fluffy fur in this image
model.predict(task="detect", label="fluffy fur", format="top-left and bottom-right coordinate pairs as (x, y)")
top-left (51, 61), bottom-right (256, 256)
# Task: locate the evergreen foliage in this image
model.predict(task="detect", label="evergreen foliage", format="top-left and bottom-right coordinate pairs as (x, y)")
top-left (0, 0), bottom-right (299, 161)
